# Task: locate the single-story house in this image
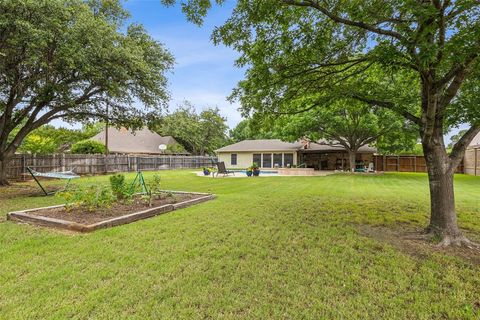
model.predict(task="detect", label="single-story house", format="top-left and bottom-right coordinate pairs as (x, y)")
top-left (91, 127), bottom-right (188, 155)
top-left (216, 139), bottom-right (377, 170)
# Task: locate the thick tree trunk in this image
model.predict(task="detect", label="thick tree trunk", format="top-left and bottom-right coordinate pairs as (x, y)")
top-left (0, 156), bottom-right (10, 186)
top-left (424, 147), bottom-right (459, 233)
top-left (347, 150), bottom-right (356, 172)
top-left (423, 140), bottom-right (474, 247)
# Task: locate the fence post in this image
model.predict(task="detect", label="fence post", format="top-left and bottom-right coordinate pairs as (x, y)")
top-left (21, 154), bottom-right (26, 180)
top-left (414, 156), bottom-right (417, 172)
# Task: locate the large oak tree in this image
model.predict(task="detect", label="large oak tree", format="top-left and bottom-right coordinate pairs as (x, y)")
top-left (164, 0), bottom-right (480, 246)
top-left (269, 100), bottom-right (417, 170)
top-left (0, 0), bottom-right (173, 184)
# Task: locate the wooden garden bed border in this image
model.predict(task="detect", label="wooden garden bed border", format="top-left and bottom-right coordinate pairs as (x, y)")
top-left (7, 191), bottom-right (215, 233)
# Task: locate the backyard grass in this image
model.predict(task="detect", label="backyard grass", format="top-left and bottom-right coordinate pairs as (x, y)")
top-left (1, 171), bottom-right (480, 319)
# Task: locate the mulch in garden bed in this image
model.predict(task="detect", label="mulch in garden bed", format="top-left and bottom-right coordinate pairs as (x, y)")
top-left (27, 193), bottom-right (199, 225)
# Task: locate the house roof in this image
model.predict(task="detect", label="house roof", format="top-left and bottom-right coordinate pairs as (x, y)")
top-left (91, 127), bottom-right (186, 154)
top-left (216, 139), bottom-right (302, 152)
top-left (216, 139), bottom-right (377, 153)
top-left (468, 132), bottom-right (480, 148)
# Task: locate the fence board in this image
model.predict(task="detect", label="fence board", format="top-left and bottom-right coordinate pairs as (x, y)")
top-left (6, 154), bottom-right (217, 181)
top-left (373, 155), bottom-right (463, 174)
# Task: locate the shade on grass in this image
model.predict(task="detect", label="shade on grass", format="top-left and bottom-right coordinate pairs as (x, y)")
top-left (1, 171), bottom-right (479, 319)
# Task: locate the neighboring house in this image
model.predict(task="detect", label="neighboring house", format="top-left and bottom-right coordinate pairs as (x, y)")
top-left (216, 139), bottom-right (377, 170)
top-left (92, 127), bottom-right (188, 155)
top-left (463, 132), bottom-right (480, 175)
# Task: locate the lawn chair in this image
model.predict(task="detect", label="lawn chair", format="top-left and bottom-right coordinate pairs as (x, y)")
top-left (26, 167), bottom-right (80, 196)
top-left (214, 161), bottom-right (235, 178)
top-left (367, 162), bottom-right (375, 172)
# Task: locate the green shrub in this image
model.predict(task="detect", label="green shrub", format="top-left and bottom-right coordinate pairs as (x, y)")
top-left (70, 140), bottom-right (107, 154)
top-left (109, 174), bottom-right (131, 200)
top-left (144, 174), bottom-right (162, 207)
top-left (56, 185), bottom-right (115, 212)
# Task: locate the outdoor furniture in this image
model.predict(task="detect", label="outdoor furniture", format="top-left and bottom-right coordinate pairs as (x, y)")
top-left (26, 167), bottom-right (80, 196)
top-left (367, 162), bottom-right (375, 172)
top-left (214, 162), bottom-right (235, 177)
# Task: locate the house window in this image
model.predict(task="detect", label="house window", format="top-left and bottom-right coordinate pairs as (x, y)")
top-left (284, 153), bottom-right (294, 167)
top-left (231, 154), bottom-right (237, 165)
top-left (262, 153), bottom-right (272, 168)
top-left (253, 154), bottom-right (261, 166)
top-left (273, 153), bottom-right (283, 168)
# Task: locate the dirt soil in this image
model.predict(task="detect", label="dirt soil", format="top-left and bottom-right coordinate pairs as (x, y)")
top-left (357, 224), bottom-right (480, 265)
top-left (28, 193), bottom-right (201, 224)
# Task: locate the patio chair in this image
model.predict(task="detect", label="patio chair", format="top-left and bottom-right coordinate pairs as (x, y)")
top-left (214, 161), bottom-right (235, 178)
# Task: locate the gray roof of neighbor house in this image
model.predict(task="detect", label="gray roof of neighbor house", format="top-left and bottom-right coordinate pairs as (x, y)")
top-left (216, 139), bottom-right (303, 152)
top-left (216, 139), bottom-right (377, 153)
top-left (92, 127), bottom-right (186, 154)
top-left (468, 132), bottom-right (480, 148)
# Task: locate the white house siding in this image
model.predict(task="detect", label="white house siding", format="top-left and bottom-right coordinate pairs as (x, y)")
top-left (217, 151), bottom-right (298, 169)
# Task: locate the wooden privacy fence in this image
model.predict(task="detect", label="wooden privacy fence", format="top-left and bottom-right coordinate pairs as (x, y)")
top-left (464, 147), bottom-right (480, 176)
top-left (373, 155), bottom-right (464, 173)
top-left (6, 154), bottom-right (217, 181)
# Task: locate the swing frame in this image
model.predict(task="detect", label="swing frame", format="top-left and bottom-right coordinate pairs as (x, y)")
top-left (26, 167), bottom-right (80, 196)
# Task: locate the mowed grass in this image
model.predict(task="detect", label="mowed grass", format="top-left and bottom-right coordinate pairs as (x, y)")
top-left (1, 171), bottom-right (480, 319)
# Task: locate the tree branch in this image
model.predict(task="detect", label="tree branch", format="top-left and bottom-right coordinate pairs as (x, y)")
top-left (282, 0), bottom-right (406, 41)
top-left (449, 125), bottom-right (480, 172)
top-left (349, 94), bottom-right (421, 125)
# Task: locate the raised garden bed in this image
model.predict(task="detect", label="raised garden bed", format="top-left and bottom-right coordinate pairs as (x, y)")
top-left (7, 191), bottom-right (215, 232)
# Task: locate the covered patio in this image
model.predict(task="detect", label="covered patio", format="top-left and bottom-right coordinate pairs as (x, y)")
top-left (298, 143), bottom-right (376, 171)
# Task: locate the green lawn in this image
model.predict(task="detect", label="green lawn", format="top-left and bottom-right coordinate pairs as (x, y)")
top-left (1, 171), bottom-right (480, 319)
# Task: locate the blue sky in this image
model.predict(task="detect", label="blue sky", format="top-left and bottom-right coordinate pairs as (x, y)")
top-left (124, 0), bottom-right (244, 128)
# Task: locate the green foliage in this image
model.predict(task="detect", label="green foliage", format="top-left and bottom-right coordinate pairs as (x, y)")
top-left (165, 0), bottom-right (480, 153)
top-left (448, 130), bottom-right (468, 149)
top-left (70, 140), bottom-right (107, 154)
top-left (269, 100), bottom-right (417, 155)
top-left (152, 102), bottom-right (229, 155)
top-left (18, 134), bottom-right (57, 155)
top-left (0, 0), bottom-right (173, 171)
top-left (397, 144), bottom-right (424, 156)
top-left (56, 184), bottom-right (115, 212)
top-left (17, 124), bottom-right (105, 154)
top-left (109, 174), bottom-right (130, 200)
top-left (228, 119), bottom-right (276, 143)
top-left (148, 174), bottom-right (162, 196)
top-left (143, 174), bottom-right (163, 207)
top-left (166, 143), bottom-right (187, 154)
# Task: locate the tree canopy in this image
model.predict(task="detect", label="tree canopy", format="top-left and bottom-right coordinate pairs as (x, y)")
top-left (229, 119), bottom-right (277, 143)
top-left (15, 123), bottom-right (104, 154)
top-left (0, 0), bottom-right (173, 184)
top-left (270, 100), bottom-right (417, 167)
top-left (151, 102), bottom-right (229, 155)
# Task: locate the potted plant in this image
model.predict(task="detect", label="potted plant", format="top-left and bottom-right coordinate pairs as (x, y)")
top-left (246, 166), bottom-right (253, 177)
top-left (252, 162), bottom-right (260, 177)
top-left (203, 167), bottom-right (211, 176)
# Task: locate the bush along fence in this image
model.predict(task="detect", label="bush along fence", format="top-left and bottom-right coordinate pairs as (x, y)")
top-left (6, 154), bottom-right (218, 181)
top-left (373, 155), bottom-right (464, 174)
